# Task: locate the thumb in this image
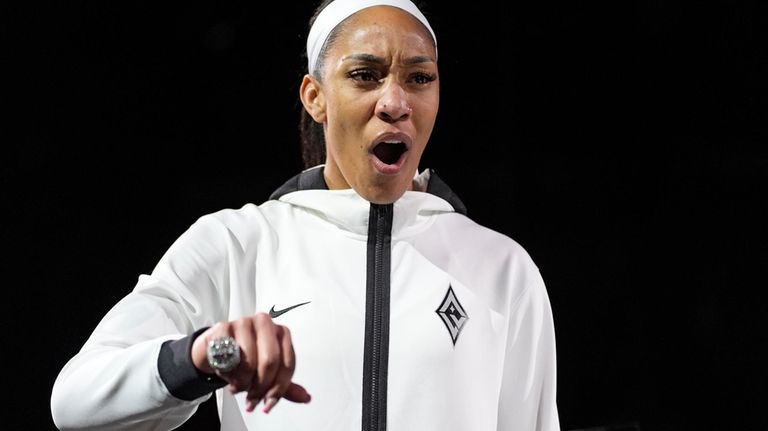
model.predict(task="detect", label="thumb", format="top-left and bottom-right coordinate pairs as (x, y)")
top-left (282, 382), bottom-right (312, 404)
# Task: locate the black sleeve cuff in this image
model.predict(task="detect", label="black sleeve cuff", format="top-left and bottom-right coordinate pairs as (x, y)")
top-left (158, 327), bottom-right (227, 401)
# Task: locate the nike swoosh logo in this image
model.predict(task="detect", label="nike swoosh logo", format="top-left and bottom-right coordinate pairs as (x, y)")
top-left (269, 301), bottom-right (311, 319)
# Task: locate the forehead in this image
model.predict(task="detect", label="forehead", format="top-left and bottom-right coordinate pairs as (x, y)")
top-left (330, 6), bottom-right (436, 58)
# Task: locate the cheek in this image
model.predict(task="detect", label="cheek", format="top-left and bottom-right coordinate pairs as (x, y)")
top-left (414, 91), bottom-right (440, 119)
top-left (332, 104), bottom-right (370, 144)
top-left (414, 104), bottom-right (439, 134)
top-left (326, 118), bottom-right (361, 163)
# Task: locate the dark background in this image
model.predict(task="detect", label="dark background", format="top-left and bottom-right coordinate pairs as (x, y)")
top-left (4, 0), bottom-right (766, 430)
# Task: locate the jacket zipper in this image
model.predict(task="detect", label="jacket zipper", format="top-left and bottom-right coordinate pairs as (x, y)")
top-left (362, 203), bottom-right (393, 431)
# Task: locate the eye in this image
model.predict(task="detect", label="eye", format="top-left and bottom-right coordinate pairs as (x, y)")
top-left (410, 72), bottom-right (437, 85)
top-left (348, 68), bottom-right (381, 83)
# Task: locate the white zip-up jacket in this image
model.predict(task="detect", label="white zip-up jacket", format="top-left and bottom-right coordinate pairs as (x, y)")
top-left (51, 167), bottom-right (560, 431)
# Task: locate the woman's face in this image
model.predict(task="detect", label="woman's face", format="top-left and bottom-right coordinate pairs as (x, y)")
top-left (302, 6), bottom-right (439, 204)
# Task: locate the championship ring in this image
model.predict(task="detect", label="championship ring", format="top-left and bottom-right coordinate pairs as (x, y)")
top-left (206, 336), bottom-right (240, 373)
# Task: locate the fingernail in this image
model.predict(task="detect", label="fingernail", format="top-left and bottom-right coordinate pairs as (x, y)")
top-left (245, 397), bottom-right (261, 413)
top-left (262, 397), bottom-right (279, 414)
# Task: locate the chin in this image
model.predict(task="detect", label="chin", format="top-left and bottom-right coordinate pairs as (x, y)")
top-left (348, 166), bottom-right (415, 204)
top-left (357, 181), bottom-right (409, 205)
top-left (359, 189), bottom-right (404, 205)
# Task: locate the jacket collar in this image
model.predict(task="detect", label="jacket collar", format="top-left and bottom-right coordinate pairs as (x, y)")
top-left (269, 165), bottom-right (467, 216)
top-left (269, 165), bottom-right (467, 238)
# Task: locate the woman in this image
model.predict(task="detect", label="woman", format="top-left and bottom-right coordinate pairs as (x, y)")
top-left (51, 0), bottom-right (560, 430)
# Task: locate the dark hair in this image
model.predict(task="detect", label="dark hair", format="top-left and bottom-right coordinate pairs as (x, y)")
top-left (298, 0), bottom-right (432, 169)
top-left (299, 0), bottom-right (335, 169)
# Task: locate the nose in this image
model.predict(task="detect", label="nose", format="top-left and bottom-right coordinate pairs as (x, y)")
top-left (375, 82), bottom-right (412, 123)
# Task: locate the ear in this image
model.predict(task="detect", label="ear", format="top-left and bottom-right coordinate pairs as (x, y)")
top-left (299, 74), bottom-right (326, 123)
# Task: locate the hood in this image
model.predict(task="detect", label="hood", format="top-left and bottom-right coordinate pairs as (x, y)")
top-left (270, 165), bottom-right (467, 238)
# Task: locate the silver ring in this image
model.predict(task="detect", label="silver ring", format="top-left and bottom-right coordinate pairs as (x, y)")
top-left (206, 336), bottom-right (240, 373)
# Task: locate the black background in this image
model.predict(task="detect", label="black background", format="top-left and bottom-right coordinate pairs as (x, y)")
top-left (4, 1), bottom-right (766, 430)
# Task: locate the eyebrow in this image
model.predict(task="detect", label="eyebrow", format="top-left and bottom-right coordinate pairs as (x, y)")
top-left (342, 53), bottom-right (435, 66)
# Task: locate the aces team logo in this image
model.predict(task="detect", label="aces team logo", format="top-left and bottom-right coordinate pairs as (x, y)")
top-left (436, 285), bottom-right (469, 346)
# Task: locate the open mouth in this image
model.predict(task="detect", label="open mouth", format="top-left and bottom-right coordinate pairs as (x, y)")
top-left (372, 141), bottom-right (407, 165)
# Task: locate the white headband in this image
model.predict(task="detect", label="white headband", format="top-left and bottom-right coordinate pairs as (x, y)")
top-left (306, 0), bottom-right (437, 75)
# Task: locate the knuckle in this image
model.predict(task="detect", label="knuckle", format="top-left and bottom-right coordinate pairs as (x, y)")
top-left (213, 320), bottom-right (231, 335)
top-left (254, 312), bottom-right (273, 325)
top-left (276, 369), bottom-right (294, 391)
top-left (238, 349), bottom-right (256, 370)
top-left (257, 363), bottom-right (280, 384)
top-left (260, 353), bottom-right (280, 371)
top-left (284, 355), bottom-right (296, 372)
top-left (231, 318), bottom-right (250, 333)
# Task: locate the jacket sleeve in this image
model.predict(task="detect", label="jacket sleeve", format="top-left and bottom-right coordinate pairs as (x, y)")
top-left (497, 268), bottom-right (560, 431)
top-left (51, 214), bottom-right (239, 430)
